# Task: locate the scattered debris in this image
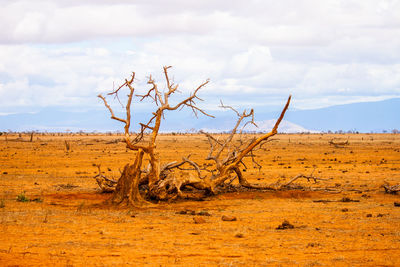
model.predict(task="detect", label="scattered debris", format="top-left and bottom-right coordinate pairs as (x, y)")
top-left (276, 220), bottom-right (294, 230)
top-left (341, 197), bottom-right (360, 202)
top-left (313, 197), bottom-right (360, 203)
top-left (394, 202), bottom-right (400, 207)
top-left (176, 210), bottom-right (211, 216)
top-left (366, 214), bottom-right (372, 217)
top-left (105, 139), bottom-right (122, 144)
top-left (55, 184), bottom-right (79, 190)
top-left (177, 210), bottom-right (195, 215)
top-left (197, 211), bottom-right (211, 216)
top-left (341, 208), bottom-right (349, 212)
top-left (235, 233), bottom-right (244, 238)
top-left (306, 242), bottom-right (320, 248)
top-left (313, 199), bottom-right (334, 203)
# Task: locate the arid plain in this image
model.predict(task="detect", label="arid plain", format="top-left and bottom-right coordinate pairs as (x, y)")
top-left (0, 133), bottom-right (399, 266)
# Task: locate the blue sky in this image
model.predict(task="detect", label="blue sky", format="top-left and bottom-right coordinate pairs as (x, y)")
top-left (0, 0), bottom-right (399, 117)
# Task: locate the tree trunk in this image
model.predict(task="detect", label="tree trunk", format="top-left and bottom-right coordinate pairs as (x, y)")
top-left (110, 149), bottom-right (146, 205)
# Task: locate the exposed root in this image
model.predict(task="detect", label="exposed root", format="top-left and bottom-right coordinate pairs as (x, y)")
top-left (94, 165), bottom-right (117, 193)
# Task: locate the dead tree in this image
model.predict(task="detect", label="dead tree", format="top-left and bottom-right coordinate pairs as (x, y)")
top-left (98, 66), bottom-right (291, 205)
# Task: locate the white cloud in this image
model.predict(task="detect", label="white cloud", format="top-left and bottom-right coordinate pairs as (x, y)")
top-left (0, 0), bottom-right (399, 114)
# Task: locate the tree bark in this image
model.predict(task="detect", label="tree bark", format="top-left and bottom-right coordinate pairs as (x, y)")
top-left (110, 149), bottom-right (146, 205)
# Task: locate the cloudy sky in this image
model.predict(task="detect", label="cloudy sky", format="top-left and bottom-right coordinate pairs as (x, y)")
top-left (0, 0), bottom-right (399, 116)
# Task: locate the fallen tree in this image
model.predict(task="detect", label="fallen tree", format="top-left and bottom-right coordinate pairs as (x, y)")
top-left (97, 66), bottom-right (292, 205)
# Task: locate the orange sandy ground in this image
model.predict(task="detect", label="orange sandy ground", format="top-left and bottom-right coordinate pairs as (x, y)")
top-left (0, 133), bottom-right (399, 266)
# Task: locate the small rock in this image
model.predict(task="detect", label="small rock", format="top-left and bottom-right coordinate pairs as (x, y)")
top-left (197, 211), bottom-right (211, 216)
top-left (366, 214), bottom-right (372, 217)
top-left (221, 215), bottom-right (237, 221)
top-left (190, 232), bottom-right (201, 235)
top-left (276, 220), bottom-right (294, 230)
top-left (306, 242), bottom-right (320, 248)
top-left (341, 208), bottom-right (349, 212)
top-left (235, 233), bottom-right (244, 238)
top-left (394, 202), bottom-right (400, 207)
top-left (377, 213), bottom-right (384, 217)
top-left (193, 217), bottom-right (206, 224)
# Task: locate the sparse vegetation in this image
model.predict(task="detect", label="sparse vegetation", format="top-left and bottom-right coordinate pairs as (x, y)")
top-left (16, 192), bottom-right (29, 202)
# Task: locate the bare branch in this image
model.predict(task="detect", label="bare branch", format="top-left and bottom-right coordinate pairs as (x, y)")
top-left (282, 173), bottom-right (328, 188)
top-left (145, 75), bottom-right (164, 106)
top-left (108, 72), bottom-right (135, 97)
top-left (97, 94), bottom-right (126, 124)
top-left (166, 80), bottom-right (212, 116)
top-left (229, 95), bottom-right (291, 168)
top-left (161, 155), bottom-right (204, 179)
top-left (219, 100), bottom-right (240, 117)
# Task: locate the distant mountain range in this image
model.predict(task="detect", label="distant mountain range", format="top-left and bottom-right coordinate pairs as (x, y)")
top-left (0, 98), bottom-right (399, 133)
top-left (284, 97), bottom-right (400, 133)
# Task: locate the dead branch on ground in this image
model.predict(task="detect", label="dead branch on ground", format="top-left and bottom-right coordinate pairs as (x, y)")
top-left (383, 183), bottom-right (400, 194)
top-left (329, 137), bottom-right (349, 148)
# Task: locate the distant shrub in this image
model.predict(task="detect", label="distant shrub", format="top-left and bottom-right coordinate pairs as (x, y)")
top-left (0, 199), bottom-right (5, 208)
top-left (16, 192), bottom-right (29, 202)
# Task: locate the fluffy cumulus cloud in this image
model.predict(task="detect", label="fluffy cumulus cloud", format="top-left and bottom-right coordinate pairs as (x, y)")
top-left (0, 0), bottom-right (399, 114)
